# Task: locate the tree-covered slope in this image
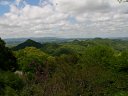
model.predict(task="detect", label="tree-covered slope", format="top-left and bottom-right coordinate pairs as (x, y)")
top-left (1, 38), bottom-right (128, 96)
top-left (12, 39), bottom-right (42, 50)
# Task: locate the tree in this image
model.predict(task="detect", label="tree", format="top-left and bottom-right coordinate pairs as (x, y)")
top-left (53, 47), bottom-right (76, 56)
top-left (0, 38), bottom-right (17, 71)
top-left (80, 45), bottom-right (115, 67)
top-left (14, 47), bottom-right (48, 72)
top-left (114, 50), bottom-right (128, 72)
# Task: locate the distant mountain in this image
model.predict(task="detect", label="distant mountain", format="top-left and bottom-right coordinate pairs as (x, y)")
top-left (4, 37), bottom-right (66, 46)
top-left (12, 39), bottom-right (42, 50)
top-left (4, 37), bottom-right (90, 46)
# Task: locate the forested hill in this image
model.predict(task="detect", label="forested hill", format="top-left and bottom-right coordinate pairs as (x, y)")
top-left (12, 39), bottom-right (42, 50)
top-left (12, 38), bottom-right (128, 52)
top-left (1, 38), bottom-right (128, 96)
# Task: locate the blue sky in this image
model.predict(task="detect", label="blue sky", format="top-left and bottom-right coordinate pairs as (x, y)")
top-left (0, 0), bottom-right (41, 15)
top-left (25, 0), bottom-right (40, 5)
top-left (0, 5), bottom-right (9, 15)
top-left (0, 0), bottom-right (128, 38)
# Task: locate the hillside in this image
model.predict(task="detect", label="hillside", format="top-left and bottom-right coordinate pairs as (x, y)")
top-left (1, 38), bottom-right (128, 95)
top-left (12, 39), bottom-right (42, 50)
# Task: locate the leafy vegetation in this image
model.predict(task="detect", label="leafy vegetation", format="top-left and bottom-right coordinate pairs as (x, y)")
top-left (0, 38), bottom-right (128, 96)
top-left (0, 38), bottom-right (18, 71)
top-left (12, 39), bottom-right (42, 51)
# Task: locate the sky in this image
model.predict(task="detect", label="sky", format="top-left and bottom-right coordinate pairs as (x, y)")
top-left (0, 0), bottom-right (128, 38)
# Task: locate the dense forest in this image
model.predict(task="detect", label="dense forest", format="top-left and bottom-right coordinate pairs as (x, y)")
top-left (0, 37), bottom-right (128, 96)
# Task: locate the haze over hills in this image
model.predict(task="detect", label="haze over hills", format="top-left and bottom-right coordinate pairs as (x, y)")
top-left (4, 37), bottom-right (128, 47)
top-left (4, 37), bottom-right (90, 46)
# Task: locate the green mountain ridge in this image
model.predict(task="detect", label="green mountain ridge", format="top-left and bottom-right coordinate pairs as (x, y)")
top-left (12, 39), bottom-right (42, 50)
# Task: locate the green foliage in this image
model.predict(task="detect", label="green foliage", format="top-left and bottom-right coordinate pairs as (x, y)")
top-left (41, 43), bottom-right (60, 54)
top-left (112, 50), bottom-right (128, 72)
top-left (80, 45), bottom-right (115, 67)
top-left (14, 47), bottom-right (48, 72)
top-left (53, 47), bottom-right (77, 56)
top-left (3, 86), bottom-right (18, 96)
top-left (0, 71), bottom-right (24, 96)
top-left (0, 38), bottom-right (18, 71)
top-left (20, 84), bottom-right (44, 96)
top-left (0, 71), bottom-right (24, 90)
top-left (114, 91), bottom-right (128, 96)
top-left (13, 39), bottom-right (42, 51)
top-left (1, 38), bottom-right (128, 96)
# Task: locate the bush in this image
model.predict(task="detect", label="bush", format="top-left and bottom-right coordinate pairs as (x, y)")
top-left (0, 71), bottom-right (24, 91)
top-left (14, 47), bottom-right (48, 72)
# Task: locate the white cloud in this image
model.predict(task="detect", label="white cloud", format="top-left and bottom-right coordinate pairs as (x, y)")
top-left (0, 0), bottom-right (128, 38)
top-left (15, 0), bottom-right (21, 5)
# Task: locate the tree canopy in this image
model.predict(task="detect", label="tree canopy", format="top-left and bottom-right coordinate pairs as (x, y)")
top-left (0, 38), bottom-right (17, 71)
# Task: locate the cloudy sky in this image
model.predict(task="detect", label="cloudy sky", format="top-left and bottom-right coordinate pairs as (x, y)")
top-left (0, 0), bottom-right (128, 38)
